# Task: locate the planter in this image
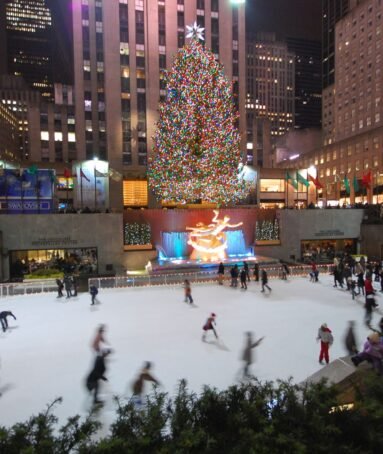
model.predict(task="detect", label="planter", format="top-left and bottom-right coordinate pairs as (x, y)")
top-left (255, 239), bottom-right (281, 246)
top-left (124, 244), bottom-right (153, 251)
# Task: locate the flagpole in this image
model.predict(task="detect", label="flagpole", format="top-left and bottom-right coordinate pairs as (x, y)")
top-left (296, 172), bottom-right (298, 209)
top-left (94, 168), bottom-right (97, 210)
top-left (80, 166), bottom-right (83, 210)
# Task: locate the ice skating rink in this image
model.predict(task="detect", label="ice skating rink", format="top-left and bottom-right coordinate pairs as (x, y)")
top-left (0, 274), bottom-right (378, 428)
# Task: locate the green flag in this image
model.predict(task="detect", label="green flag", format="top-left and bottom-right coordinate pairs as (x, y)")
top-left (50, 171), bottom-right (58, 184)
top-left (343, 175), bottom-right (350, 195)
top-left (27, 164), bottom-right (38, 175)
top-left (286, 171), bottom-right (298, 190)
top-left (297, 172), bottom-right (309, 188)
top-left (353, 176), bottom-right (360, 193)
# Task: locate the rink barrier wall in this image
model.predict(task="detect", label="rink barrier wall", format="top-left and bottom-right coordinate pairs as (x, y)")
top-left (0, 279), bottom-right (57, 298)
top-left (88, 264), bottom-right (331, 290)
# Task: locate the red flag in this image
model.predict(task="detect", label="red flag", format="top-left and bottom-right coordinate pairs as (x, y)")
top-left (80, 168), bottom-right (90, 182)
top-left (63, 167), bottom-right (71, 178)
top-left (361, 170), bottom-right (372, 188)
top-left (308, 174), bottom-right (323, 189)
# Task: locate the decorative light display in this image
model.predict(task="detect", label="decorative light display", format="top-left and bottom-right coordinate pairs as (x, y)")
top-left (255, 219), bottom-right (280, 241)
top-left (148, 29), bottom-right (247, 206)
top-left (186, 210), bottom-right (243, 262)
top-left (124, 222), bottom-right (151, 246)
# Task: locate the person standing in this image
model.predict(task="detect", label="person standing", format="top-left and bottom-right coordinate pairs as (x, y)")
top-left (364, 275), bottom-right (375, 298)
top-left (63, 275), bottom-right (72, 299)
top-left (281, 263), bottom-right (290, 280)
top-left (0, 311), bottom-right (16, 332)
top-left (131, 362), bottom-right (161, 406)
top-left (217, 262), bottom-right (225, 285)
top-left (364, 294), bottom-right (378, 328)
top-left (243, 261), bottom-right (250, 282)
top-left (86, 348), bottom-right (111, 405)
top-left (356, 272), bottom-right (365, 296)
top-left (344, 321), bottom-right (358, 355)
top-left (56, 278), bottom-right (64, 298)
top-left (242, 332), bottom-right (264, 377)
top-left (253, 263), bottom-right (260, 282)
top-left (90, 285), bottom-right (99, 305)
top-left (71, 276), bottom-right (78, 297)
top-left (183, 279), bottom-right (193, 304)
top-left (240, 268), bottom-right (247, 290)
top-left (92, 324), bottom-right (108, 353)
top-left (202, 313), bottom-right (218, 341)
top-left (317, 323), bottom-right (334, 365)
top-left (261, 269), bottom-right (271, 293)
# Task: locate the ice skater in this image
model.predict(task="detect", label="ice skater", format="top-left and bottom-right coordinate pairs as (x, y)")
top-left (90, 285), bottom-right (99, 305)
top-left (218, 262), bottom-right (225, 285)
top-left (261, 269), bottom-right (271, 293)
top-left (202, 313), bottom-right (218, 341)
top-left (243, 261), bottom-right (250, 282)
top-left (92, 324), bottom-right (108, 353)
top-left (0, 311), bottom-right (16, 332)
top-left (242, 332), bottom-right (264, 377)
top-left (281, 263), bottom-right (290, 280)
top-left (183, 279), bottom-right (193, 304)
top-left (317, 323), bottom-right (334, 365)
top-left (56, 278), bottom-right (64, 298)
top-left (64, 275), bottom-right (72, 298)
top-left (86, 348), bottom-right (112, 405)
top-left (240, 268), bottom-right (247, 290)
top-left (364, 294), bottom-right (378, 328)
top-left (253, 263), bottom-right (259, 282)
top-left (344, 321), bottom-right (358, 355)
top-left (131, 361), bottom-right (161, 407)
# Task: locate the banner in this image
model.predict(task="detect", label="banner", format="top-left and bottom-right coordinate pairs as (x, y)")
top-left (0, 168), bottom-right (54, 213)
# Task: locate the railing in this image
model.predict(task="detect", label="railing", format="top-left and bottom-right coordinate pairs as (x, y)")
top-left (0, 279), bottom-right (58, 298)
top-left (88, 264), bottom-right (330, 290)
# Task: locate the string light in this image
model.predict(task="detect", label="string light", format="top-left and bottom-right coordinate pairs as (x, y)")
top-left (148, 36), bottom-right (247, 206)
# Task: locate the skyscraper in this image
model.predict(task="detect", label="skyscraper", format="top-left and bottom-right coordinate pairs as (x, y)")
top-left (0, 0), bottom-right (73, 101)
top-left (286, 37), bottom-right (322, 130)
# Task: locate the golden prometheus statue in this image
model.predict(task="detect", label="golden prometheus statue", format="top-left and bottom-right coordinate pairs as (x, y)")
top-left (186, 210), bottom-right (243, 262)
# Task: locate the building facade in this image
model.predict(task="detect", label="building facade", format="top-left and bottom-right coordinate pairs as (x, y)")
top-left (286, 37), bottom-right (322, 130)
top-left (72, 0), bottom-right (246, 187)
top-left (246, 33), bottom-right (295, 167)
top-left (0, 101), bottom-right (18, 162)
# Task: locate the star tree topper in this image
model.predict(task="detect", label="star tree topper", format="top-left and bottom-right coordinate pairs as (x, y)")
top-left (186, 21), bottom-right (205, 41)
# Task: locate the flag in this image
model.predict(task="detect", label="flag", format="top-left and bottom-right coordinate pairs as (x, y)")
top-left (109, 168), bottom-right (123, 182)
top-left (80, 168), bottom-right (90, 182)
top-left (27, 164), bottom-right (38, 175)
top-left (353, 176), bottom-right (360, 193)
top-left (297, 172), bottom-right (309, 188)
top-left (63, 167), bottom-right (71, 178)
top-left (343, 175), bottom-right (350, 195)
top-left (286, 171), bottom-right (298, 190)
top-left (94, 168), bottom-right (107, 178)
top-left (50, 170), bottom-right (58, 184)
top-left (362, 170), bottom-right (372, 189)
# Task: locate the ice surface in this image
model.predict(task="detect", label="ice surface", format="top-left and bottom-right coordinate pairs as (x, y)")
top-left (0, 275), bottom-right (379, 428)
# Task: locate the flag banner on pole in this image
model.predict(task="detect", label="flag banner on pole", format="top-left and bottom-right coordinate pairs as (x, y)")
top-left (94, 168), bottom-right (108, 178)
top-left (353, 175), bottom-right (360, 193)
top-left (343, 175), bottom-right (351, 195)
top-left (80, 168), bottom-right (91, 182)
top-left (109, 168), bottom-right (123, 182)
top-left (63, 167), bottom-right (71, 178)
top-left (297, 172), bottom-right (309, 188)
top-left (308, 174), bottom-right (323, 189)
top-left (361, 170), bottom-right (372, 189)
top-left (286, 172), bottom-right (298, 189)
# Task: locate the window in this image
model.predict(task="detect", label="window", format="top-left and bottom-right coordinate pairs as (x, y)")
top-left (123, 180), bottom-right (148, 206)
top-left (260, 179), bottom-right (285, 192)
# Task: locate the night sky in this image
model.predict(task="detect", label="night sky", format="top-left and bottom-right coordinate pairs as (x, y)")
top-left (246, 0), bottom-right (322, 42)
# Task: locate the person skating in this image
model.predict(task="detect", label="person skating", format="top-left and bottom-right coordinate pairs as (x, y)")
top-left (202, 313), bottom-right (218, 341)
top-left (378, 317), bottom-right (383, 336)
top-left (92, 324), bottom-right (108, 353)
top-left (364, 275), bottom-right (375, 299)
top-left (71, 276), bottom-right (78, 297)
top-left (132, 362), bottom-right (161, 406)
top-left (63, 275), bottom-right (72, 298)
top-left (0, 311), bottom-right (16, 332)
top-left (56, 278), bottom-right (64, 298)
top-left (281, 263), bottom-right (290, 280)
top-left (240, 268), bottom-right (247, 290)
top-left (218, 262), bottom-right (225, 285)
top-left (344, 321), bottom-right (358, 355)
top-left (317, 323), bottom-right (334, 365)
top-left (356, 272), bottom-right (365, 295)
top-left (243, 261), bottom-right (250, 282)
top-left (242, 332), bottom-right (264, 377)
top-left (86, 348), bottom-right (112, 405)
top-left (253, 263), bottom-right (260, 282)
top-left (364, 294), bottom-right (378, 328)
top-left (310, 262), bottom-right (319, 282)
top-left (183, 279), bottom-right (193, 304)
top-left (230, 265), bottom-right (239, 288)
top-left (351, 332), bottom-right (383, 375)
top-left (90, 285), bottom-right (99, 305)
top-left (261, 269), bottom-right (271, 293)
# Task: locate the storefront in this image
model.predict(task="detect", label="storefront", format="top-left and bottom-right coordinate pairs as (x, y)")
top-left (301, 239), bottom-right (356, 263)
top-left (9, 247), bottom-right (98, 280)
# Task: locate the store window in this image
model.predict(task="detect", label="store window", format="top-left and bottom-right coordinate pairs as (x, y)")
top-left (260, 179), bottom-right (285, 192)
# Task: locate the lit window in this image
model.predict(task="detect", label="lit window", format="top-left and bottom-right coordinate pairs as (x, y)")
top-left (40, 131), bottom-right (49, 141)
top-left (68, 133), bottom-right (76, 142)
top-left (123, 180), bottom-right (148, 206)
top-left (54, 132), bottom-right (63, 142)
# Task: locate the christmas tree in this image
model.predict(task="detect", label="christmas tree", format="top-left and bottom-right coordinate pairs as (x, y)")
top-left (148, 23), bottom-right (247, 206)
